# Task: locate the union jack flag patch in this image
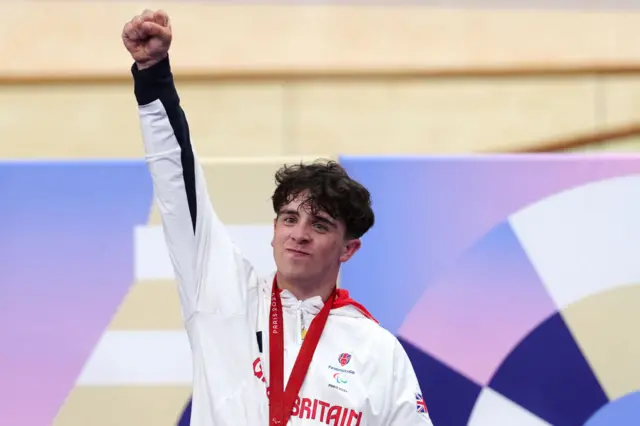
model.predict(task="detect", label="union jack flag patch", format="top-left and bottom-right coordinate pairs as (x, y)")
top-left (415, 392), bottom-right (428, 413)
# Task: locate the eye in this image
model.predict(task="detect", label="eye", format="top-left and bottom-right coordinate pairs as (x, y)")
top-left (283, 216), bottom-right (296, 224)
top-left (313, 222), bottom-right (329, 232)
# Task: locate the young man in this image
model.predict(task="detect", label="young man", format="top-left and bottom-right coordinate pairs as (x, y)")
top-left (122, 9), bottom-right (434, 426)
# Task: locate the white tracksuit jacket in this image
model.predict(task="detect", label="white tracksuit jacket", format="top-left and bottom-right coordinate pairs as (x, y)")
top-left (132, 56), bottom-right (434, 426)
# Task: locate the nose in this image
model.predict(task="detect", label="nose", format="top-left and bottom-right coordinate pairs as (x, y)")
top-left (290, 223), bottom-right (310, 243)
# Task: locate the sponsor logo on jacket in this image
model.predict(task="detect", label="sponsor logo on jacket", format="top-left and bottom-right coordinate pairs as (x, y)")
top-left (252, 357), bottom-right (363, 425)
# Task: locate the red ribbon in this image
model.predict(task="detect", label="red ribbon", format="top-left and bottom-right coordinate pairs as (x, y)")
top-left (269, 280), bottom-right (335, 425)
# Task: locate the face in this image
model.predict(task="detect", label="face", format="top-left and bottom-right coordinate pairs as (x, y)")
top-left (271, 193), bottom-right (361, 287)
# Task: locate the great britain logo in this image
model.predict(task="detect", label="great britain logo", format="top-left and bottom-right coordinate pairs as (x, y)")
top-left (338, 353), bottom-right (351, 367)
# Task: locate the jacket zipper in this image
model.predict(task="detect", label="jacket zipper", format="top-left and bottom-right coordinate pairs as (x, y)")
top-left (297, 308), bottom-right (303, 345)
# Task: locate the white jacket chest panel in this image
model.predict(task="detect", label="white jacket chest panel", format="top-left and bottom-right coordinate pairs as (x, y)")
top-left (292, 326), bottom-right (385, 425)
top-left (256, 289), bottom-right (389, 425)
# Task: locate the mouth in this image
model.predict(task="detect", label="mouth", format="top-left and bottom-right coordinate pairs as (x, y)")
top-left (286, 248), bottom-right (310, 256)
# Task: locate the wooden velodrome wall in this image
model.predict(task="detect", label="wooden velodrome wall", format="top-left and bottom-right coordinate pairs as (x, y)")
top-left (2, 2), bottom-right (640, 425)
top-left (3, 1), bottom-right (640, 162)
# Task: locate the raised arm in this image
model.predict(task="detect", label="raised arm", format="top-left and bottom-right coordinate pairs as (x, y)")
top-left (123, 9), bottom-right (259, 322)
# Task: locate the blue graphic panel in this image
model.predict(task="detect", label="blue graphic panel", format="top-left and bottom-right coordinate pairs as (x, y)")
top-left (0, 160), bottom-right (153, 426)
top-left (6, 155), bottom-right (640, 426)
top-left (489, 312), bottom-right (608, 424)
top-left (585, 391), bottom-right (640, 426)
top-left (338, 154), bottom-right (640, 425)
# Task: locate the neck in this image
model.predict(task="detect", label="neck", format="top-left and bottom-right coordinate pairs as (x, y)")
top-left (276, 271), bottom-right (337, 302)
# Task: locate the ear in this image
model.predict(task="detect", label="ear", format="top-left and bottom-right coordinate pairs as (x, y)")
top-left (271, 218), bottom-right (277, 248)
top-left (339, 238), bottom-right (361, 263)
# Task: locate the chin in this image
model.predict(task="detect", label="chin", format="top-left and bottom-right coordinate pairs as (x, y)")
top-left (279, 267), bottom-right (306, 280)
top-left (278, 265), bottom-right (314, 283)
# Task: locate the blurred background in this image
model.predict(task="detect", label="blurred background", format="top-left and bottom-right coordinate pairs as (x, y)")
top-left (2, 1), bottom-right (640, 425)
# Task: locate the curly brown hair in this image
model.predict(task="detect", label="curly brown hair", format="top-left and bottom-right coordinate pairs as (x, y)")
top-left (271, 160), bottom-right (375, 239)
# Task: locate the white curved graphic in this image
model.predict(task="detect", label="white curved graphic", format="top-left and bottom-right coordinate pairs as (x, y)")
top-left (509, 174), bottom-right (640, 310)
top-left (468, 388), bottom-right (552, 426)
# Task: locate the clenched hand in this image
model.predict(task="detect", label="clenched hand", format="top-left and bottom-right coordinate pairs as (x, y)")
top-left (122, 9), bottom-right (172, 70)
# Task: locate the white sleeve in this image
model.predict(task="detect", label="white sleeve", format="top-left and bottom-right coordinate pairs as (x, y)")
top-left (384, 338), bottom-right (435, 425)
top-left (132, 56), bottom-right (259, 322)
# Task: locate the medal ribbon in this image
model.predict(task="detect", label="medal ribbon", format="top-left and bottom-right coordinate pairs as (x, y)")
top-left (269, 280), bottom-right (334, 425)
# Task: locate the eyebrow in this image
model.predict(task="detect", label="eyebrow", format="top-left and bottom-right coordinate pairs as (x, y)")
top-left (279, 208), bottom-right (337, 227)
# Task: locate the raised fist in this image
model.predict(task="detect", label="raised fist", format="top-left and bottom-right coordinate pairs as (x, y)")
top-left (122, 9), bottom-right (172, 70)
